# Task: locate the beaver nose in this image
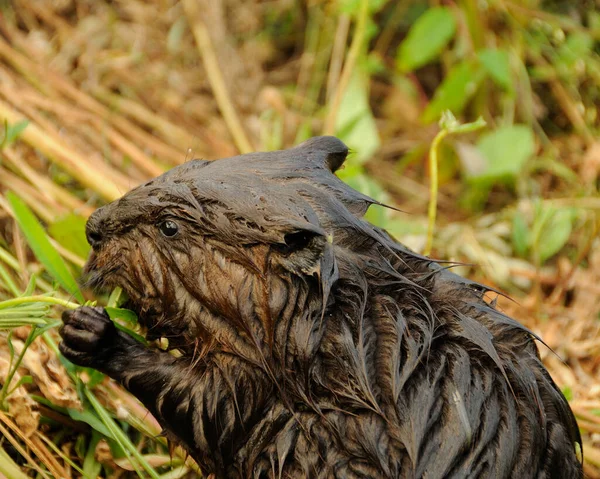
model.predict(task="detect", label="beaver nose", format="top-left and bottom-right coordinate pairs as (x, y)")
top-left (85, 211), bottom-right (105, 250)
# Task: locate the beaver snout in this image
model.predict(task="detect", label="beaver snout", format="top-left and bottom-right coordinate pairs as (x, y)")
top-left (85, 209), bottom-right (107, 250)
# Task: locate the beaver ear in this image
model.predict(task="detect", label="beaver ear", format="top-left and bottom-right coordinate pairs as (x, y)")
top-left (293, 136), bottom-right (349, 172)
top-left (271, 225), bottom-right (328, 275)
top-left (272, 229), bottom-right (324, 256)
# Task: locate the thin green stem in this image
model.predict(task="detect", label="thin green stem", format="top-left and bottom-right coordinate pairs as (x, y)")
top-left (0, 295), bottom-right (80, 311)
top-left (424, 113), bottom-right (486, 256)
top-left (323, 0), bottom-right (369, 135)
top-left (424, 130), bottom-right (448, 256)
top-left (0, 329), bottom-right (35, 407)
top-left (0, 262), bottom-right (20, 296)
top-left (0, 247), bottom-right (19, 271)
top-left (84, 388), bottom-right (162, 479)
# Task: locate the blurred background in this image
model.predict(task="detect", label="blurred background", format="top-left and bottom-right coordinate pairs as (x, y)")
top-left (0, 0), bottom-right (598, 477)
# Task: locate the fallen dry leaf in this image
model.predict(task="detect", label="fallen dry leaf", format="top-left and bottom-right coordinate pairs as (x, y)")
top-left (0, 334), bottom-right (80, 410)
top-left (0, 351), bottom-right (40, 437)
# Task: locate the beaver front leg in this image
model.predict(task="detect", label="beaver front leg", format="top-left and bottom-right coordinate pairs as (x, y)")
top-left (59, 307), bottom-right (271, 477)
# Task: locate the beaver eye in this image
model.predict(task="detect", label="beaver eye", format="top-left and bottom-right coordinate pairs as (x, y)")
top-left (159, 220), bottom-right (179, 237)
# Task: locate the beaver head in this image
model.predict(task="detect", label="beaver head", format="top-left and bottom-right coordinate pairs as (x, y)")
top-left (83, 136), bottom-right (395, 361)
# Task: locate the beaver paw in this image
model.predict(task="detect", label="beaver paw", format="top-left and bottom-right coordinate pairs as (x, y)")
top-left (60, 306), bottom-right (123, 370)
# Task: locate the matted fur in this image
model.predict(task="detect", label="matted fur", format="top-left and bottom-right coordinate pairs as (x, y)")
top-left (60, 137), bottom-right (582, 478)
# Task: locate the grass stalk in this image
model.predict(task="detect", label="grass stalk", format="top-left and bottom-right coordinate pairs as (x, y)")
top-left (1, 148), bottom-right (94, 216)
top-left (0, 413), bottom-right (52, 479)
top-left (323, 0), bottom-right (369, 135)
top-left (0, 99), bottom-right (124, 201)
top-left (424, 114), bottom-right (486, 255)
top-left (183, 0), bottom-right (253, 154)
top-left (0, 446), bottom-right (30, 479)
top-left (424, 129), bottom-right (446, 256)
top-left (326, 14), bottom-right (350, 103)
top-left (84, 388), bottom-right (162, 479)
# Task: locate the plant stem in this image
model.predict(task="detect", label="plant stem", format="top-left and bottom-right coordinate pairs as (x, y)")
top-left (84, 388), bottom-right (162, 479)
top-left (424, 114), bottom-right (486, 256)
top-left (183, 0), bottom-right (253, 154)
top-left (0, 295), bottom-right (80, 311)
top-left (323, 0), bottom-right (369, 135)
top-left (424, 130), bottom-right (448, 256)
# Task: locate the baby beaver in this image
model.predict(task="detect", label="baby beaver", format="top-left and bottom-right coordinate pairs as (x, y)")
top-left (60, 137), bottom-right (582, 478)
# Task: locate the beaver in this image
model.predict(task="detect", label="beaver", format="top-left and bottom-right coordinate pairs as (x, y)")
top-left (59, 136), bottom-right (582, 478)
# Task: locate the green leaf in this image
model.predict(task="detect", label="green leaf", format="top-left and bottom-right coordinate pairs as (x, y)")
top-left (385, 218), bottom-right (427, 237)
top-left (166, 17), bottom-right (187, 54)
top-left (105, 307), bottom-right (147, 344)
top-left (7, 193), bottom-right (84, 302)
top-left (1, 120), bottom-right (29, 147)
top-left (397, 7), bottom-right (457, 72)
top-left (48, 214), bottom-right (90, 260)
top-left (335, 72), bottom-right (380, 165)
top-left (83, 431), bottom-right (103, 479)
top-left (421, 61), bottom-right (486, 123)
top-left (562, 385), bottom-right (573, 402)
top-left (512, 212), bottom-right (529, 257)
top-left (105, 307), bottom-right (138, 325)
top-left (0, 447), bottom-right (30, 479)
top-left (557, 31), bottom-right (593, 68)
top-left (340, 0), bottom-right (387, 15)
top-left (471, 125), bottom-right (535, 182)
top-left (85, 369), bottom-right (106, 389)
top-left (68, 407), bottom-right (114, 439)
top-left (478, 48), bottom-right (512, 91)
top-left (84, 388), bottom-right (162, 479)
top-left (537, 208), bottom-right (574, 263)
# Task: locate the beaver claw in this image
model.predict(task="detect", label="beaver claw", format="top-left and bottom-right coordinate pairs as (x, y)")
top-left (59, 306), bottom-right (120, 369)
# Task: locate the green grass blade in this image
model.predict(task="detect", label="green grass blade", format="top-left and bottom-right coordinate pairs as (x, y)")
top-left (0, 446), bottom-right (31, 479)
top-left (6, 192), bottom-right (84, 303)
top-left (0, 261), bottom-right (20, 296)
top-left (84, 388), bottom-right (162, 479)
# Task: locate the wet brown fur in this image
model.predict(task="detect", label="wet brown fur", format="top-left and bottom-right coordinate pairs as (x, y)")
top-left (60, 137), bottom-right (582, 478)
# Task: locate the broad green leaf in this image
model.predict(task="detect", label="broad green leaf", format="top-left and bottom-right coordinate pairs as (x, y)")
top-left (48, 214), bottom-right (90, 260)
top-left (397, 7), bottom-right (457, 72)
top-left (471, 125), bottom-right (535, 181)
top-left (335, 72), bottom-right (380, 164)
top-left (105, 307), bottom-right (138, 325)
top-left (385, 218), bottom-right (427, 237)
top-left (511, 212), bottom-right (529, 257)
top-left (68, 407), bottom-right (114, 439)
top-left (537, 208), bottom-right (573, 263)
top-left (7, 193), bottom-right (84, 302)
top-left (107, 286), bottom-right (127, 308)
top-left (106, 307), bottom-right (147, 344)
top-left (557, 31), bottom-right (593, 68)
top-left (478, 48), bottom-right (512, 91)
top-left (421, 61), bottom-right (485, 123)
top-left (337, 165), bottom-right (388, 226)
